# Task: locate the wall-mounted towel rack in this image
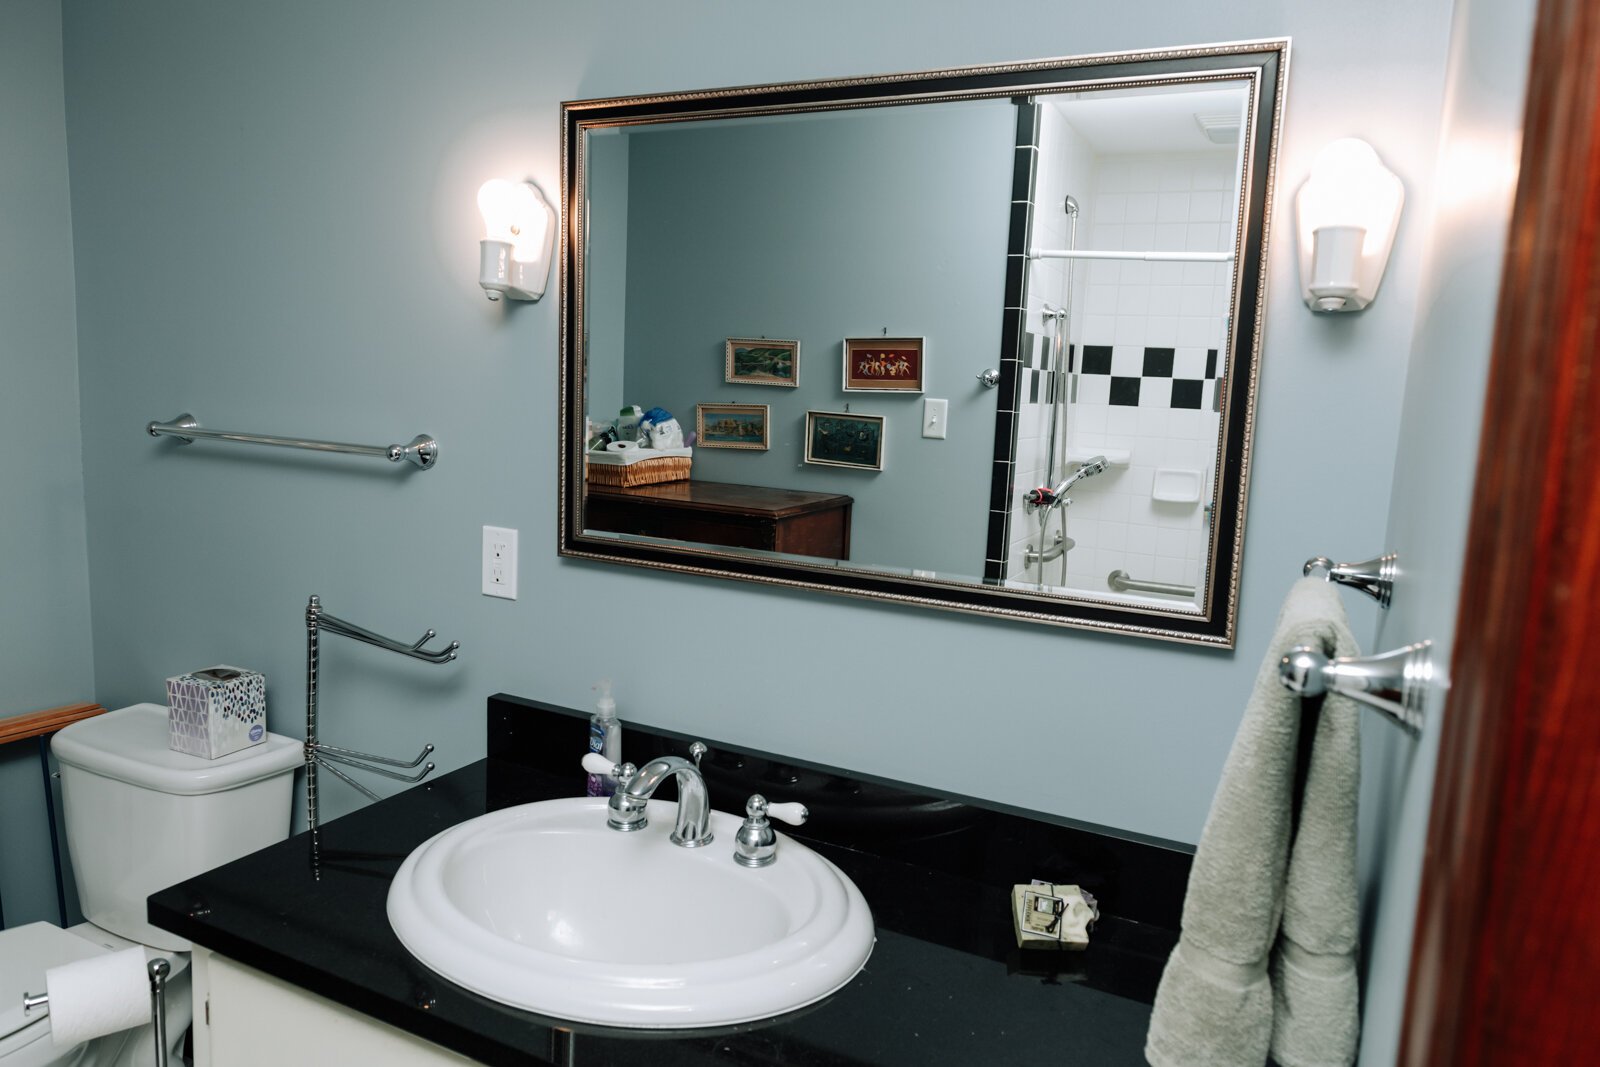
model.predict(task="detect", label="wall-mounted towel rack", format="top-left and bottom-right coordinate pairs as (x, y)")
top-left (1304, 553), bottom-right (1398, 607)
top-left (303, 595), bottom-right (458, 848)
top-left (1278, 641), bottom-right (1433, 736)
top-left (147, 413), bottom-right (438, 470)
top-left (1028, 248), bottom-right (1235, 263)
top-left (1108, 569), bottom-right (1197, 598)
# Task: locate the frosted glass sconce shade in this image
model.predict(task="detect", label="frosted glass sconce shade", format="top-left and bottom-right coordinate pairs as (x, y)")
top-left (477, 179), bottom-right (556, 301)
top-left (1296, 139), bottom-right (1404, 312)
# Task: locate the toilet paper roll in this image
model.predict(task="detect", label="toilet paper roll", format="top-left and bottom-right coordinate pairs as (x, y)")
top-left (46, 947), bottom-right (150, 1048)
top-left (605, 440), bottom-right (637, 453)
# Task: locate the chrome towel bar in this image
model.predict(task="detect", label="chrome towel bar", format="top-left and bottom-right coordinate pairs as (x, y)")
top-left (1278, 641), bottom-right (1433, 736)
top-left (1028, 248), bottom-right (1235, 262)
top-left (148, 413), bottom-right (438, 470)
top-left (1303, 552), bottom-right (1397, 607)
top-left (1108, 569), bottom-right (1197, 598)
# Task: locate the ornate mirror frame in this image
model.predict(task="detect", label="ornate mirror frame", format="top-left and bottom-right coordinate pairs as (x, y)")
top-left (559, 39), bottom-right (1288, 647)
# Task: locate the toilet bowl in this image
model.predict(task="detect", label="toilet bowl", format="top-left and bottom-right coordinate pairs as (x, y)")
top-left (0, 704), bottom-right (301, 1066)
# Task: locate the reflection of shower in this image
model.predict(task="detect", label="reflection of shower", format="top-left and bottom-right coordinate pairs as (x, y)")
top-left (1025, 195), bottom-right (1080, 585)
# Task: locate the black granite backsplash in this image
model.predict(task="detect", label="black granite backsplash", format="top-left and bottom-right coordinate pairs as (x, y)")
top-left (144, 694), bottom-right (1194, 1066)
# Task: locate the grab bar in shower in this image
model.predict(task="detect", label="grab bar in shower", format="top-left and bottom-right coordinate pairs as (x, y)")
top-left (148, 413), bottom-right (438, 470)
top-left (1028, 248), bottom-right (1235, 263)
top-left (1107, 569), bottom-right (1196, 598)
top-left (1303, 553), bottom-right (1398, 608)
top-left (1278, 641), bottom-right (1433, 736)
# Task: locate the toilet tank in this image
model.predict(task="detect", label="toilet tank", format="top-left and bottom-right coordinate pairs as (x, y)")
top-left (51, 703), bottom-right (303, 951)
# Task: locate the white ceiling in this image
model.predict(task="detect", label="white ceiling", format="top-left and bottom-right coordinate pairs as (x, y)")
top-left (1043, 85), bottom-right (1249, 155)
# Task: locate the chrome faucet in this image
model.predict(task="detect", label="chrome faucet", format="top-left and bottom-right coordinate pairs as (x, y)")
top-left (583, 742), bottom-right (714, 848)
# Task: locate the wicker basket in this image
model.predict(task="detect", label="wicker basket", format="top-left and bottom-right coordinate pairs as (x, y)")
top-left (585, 455), bottom-right (692, 488)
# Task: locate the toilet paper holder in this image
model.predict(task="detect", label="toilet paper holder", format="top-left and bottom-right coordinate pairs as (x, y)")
top-left (22, 957), bottom-right (172, 1067)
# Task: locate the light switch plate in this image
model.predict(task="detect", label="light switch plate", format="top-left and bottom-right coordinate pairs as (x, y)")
top-left (922, 398), bottom-right (949, 439)
top-left (482, 525), bottom-right (518, 599)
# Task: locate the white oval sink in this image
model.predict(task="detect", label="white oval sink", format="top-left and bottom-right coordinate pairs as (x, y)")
top-left (386, 797), bottom-right (874, 1028)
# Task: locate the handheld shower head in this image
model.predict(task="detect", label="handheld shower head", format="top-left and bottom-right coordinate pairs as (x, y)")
top-left (1052, 455), bottom-right (1109, 497)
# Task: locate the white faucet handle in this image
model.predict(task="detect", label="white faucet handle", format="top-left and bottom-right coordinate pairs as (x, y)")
top-left (581, 753), bottom-right (616, 777)
top-left (765, 800), bottom-right (809, 827)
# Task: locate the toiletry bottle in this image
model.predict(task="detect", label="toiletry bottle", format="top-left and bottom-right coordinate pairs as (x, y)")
top-left (586, 680), bottom-right (621, 797)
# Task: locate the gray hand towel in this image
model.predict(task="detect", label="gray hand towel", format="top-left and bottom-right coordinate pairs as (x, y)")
top-left (1145, 577), bottom-right (1361, 1067)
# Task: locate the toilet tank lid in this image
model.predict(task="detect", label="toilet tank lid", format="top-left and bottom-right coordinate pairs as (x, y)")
top-left (51, 703), bottom-right (302, 796)
top-left (0, 922), bottom-right (109, 1041)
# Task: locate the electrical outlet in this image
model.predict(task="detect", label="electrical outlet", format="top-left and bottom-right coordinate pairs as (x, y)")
top-left (922, 397), bottom-right (949, 439)
top-left (482, 525), bottom-right (518, 599)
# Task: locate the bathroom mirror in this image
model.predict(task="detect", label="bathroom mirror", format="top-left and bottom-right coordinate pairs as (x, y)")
top-left (560, 40), bottom-right (1287, 646)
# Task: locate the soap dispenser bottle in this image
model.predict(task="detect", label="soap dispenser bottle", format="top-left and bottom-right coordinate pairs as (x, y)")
top-left (586, 680), bottom-right (621, 797)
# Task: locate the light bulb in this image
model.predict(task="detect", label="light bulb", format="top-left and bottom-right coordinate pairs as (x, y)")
top-left (477, 179), bottom-right (522, 243)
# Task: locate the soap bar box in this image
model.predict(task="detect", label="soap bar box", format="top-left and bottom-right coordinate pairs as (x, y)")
top-left (166, 665), bottom-right (267, 758)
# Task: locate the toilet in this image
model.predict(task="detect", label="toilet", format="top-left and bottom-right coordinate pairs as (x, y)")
top-left (0, 704), bottom-right (302, 1067)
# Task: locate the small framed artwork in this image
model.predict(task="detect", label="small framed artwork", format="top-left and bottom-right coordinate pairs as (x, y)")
top-left (696, 403), bottom-right (770, 450)
top-left (843, 336), bottom-right (924, 392)
top-left (725, 338), bottom-right (800, 387)
top-left (804, 411), bottom-right (885, 471)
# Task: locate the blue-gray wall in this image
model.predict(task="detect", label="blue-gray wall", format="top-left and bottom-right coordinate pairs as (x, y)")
top-left (616, 102), bottom-right (1014, 576)
top-left (0, 0), bottom-right (92, 927)
top-left (59, 0), bottom-right (1448, 846)
top-left (25, 0), bottom-right (1481, 1050)
top-left (1356, 0), bottom-right (1536, 1059)
top-left (585, 131), bottom-right (629, 424)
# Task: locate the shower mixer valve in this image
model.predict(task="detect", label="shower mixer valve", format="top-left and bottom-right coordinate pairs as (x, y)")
top-left (1024, 486), bottom-right (1068, 512)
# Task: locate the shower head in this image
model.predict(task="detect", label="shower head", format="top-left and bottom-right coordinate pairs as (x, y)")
top-left (1052, 455), bottom-right (1108, 497)
top-left (1064, 195), bottom-right (1080, 216)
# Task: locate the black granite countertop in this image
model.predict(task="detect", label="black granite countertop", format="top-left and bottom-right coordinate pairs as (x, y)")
top-left (148, 695), bottom-right (1191, 1066)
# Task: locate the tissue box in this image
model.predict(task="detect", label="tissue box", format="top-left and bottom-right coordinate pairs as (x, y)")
top-left (166, 665), bottom-right (267, 758)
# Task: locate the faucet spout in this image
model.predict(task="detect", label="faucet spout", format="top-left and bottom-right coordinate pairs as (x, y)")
top-left (606, 749), bottom-right (713, 848)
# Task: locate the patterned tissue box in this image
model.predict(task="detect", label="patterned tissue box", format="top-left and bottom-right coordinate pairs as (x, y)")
top-left (166, 665), bottom-right (267, 758)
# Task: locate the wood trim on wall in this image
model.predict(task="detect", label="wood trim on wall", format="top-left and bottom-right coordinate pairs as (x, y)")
top-left (1402, 0), bottom-right (1600, 1061)
top-left (0, 702), bottom-right (107, 747)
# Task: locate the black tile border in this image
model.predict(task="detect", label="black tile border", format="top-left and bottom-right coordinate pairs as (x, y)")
top-left (1109, 376), bottom-right (1142, 406)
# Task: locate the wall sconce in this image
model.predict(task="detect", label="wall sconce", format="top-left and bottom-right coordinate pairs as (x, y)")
top-left (1296, 139), bottom-right (1404, 312)
top-left (477, 179), bottom-right (556, 302)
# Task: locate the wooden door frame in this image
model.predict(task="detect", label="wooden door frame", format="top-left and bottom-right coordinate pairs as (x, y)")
top-left (1401, 0), bottom-right (1600, 1061)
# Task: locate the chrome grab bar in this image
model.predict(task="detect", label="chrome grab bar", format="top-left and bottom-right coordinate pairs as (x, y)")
top-left (1278, 641), bottom-right (1434, 736)
top-left (148, 413), bottom-right (438, 470)
top-left (1108, 569), bottom-right (1196, 598)
top-left (1304, 552), bottom-right (1398, 608)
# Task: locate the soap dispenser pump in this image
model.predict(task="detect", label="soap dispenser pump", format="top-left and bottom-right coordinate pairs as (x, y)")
top-left (586, 680), bottom-right (621, 797)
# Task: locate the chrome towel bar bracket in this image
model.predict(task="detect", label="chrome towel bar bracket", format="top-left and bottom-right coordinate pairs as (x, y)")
top-left (1278, 641), bottom-right (1433, 736)
top-left (148, 413), bottom-right (438, 470)
top-left (1303, 552), bottom-right (1398, 607)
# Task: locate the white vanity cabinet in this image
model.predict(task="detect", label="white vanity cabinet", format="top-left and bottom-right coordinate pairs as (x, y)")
top-left (189, 947), bottom-right (476, 1066)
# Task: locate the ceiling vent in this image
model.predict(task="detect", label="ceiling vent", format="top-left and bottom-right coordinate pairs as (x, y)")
top-left (1194, 112), bottom-right (1241, 145)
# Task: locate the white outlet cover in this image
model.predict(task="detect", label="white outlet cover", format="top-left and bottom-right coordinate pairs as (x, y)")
top-left (482, 525), bottom-right (518, 599)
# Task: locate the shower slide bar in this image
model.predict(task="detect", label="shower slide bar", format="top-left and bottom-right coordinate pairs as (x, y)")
top-left (1028, 248), bottom-right (1234, 263)
top-left (1304, 553), bottom-right (1398, 608)
top-left (1107, 569), bottom-right (1196, 598)
top-left (148, 413), bottom-right (438, 470)
top-left (1278, 641), bottom-right (1433, 737)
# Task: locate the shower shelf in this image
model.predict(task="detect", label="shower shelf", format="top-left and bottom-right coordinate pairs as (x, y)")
top-left (1065, 447), bottom-right (1131, 467)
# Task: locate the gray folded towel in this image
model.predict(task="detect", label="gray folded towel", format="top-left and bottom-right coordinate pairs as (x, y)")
top-left (1146, 577), bottom-right (1361, 1067)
